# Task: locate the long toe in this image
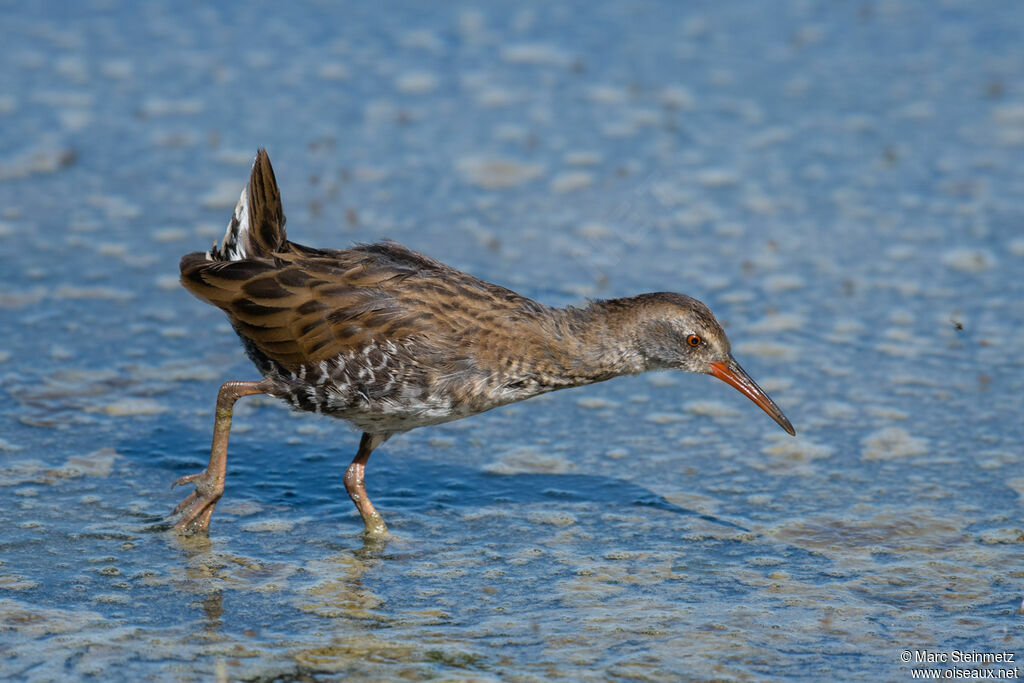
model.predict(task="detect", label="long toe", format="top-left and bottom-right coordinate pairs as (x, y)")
top-left (169, 469), bottom-right (223, 533)
top-left (172, 494), bottom-right (219, 533)
top-left (171, 489), bottom-right (198, 516)
top-left (171, 471), bottom-right (204, 489)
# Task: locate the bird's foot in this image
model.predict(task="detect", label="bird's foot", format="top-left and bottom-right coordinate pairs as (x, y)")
top-left (361, 511), bottom-right (389, 539)
top-left (170, 470), bottom-right (223, 534)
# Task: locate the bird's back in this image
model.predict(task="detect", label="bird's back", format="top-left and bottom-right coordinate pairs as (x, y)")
top-left (180, 152), bottom-right (558, 431)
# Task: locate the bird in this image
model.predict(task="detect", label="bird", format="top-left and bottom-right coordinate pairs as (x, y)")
top-left (172, 149), bottom-right (795, 537)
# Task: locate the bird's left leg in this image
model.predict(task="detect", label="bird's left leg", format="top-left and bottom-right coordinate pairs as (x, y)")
top-left (171, 379), bottom-right (271, 533)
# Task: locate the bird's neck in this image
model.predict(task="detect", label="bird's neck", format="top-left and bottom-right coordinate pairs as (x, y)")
top-left (540, 298), bottom-right (649, 386)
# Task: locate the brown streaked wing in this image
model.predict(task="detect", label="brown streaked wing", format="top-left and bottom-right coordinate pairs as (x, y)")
top-left (181, 241), bottom-right (556, 373)
top-left (180, 250), bottom-right (438, 371)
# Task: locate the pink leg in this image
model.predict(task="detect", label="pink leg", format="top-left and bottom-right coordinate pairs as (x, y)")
top-left (171, 380), bottom-right (269, 533)
top-left (344, 432), bottom-right (390, 536)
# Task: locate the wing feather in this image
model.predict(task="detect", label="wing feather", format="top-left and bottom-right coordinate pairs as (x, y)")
top-left (180, 240), bottom-right (553, 374)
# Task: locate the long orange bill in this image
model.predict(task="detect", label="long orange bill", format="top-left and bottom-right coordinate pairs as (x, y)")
top-left (709, 357), bottom-right (796, 436)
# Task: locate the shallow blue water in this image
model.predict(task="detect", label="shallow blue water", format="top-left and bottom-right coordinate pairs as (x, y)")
top-left (1, 1), bottom-right (1022, 680)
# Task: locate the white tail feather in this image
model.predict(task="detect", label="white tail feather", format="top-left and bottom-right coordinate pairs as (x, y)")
top-left (206, 149), bottom-right (284, 261)
top-left (211, 181), bottom-right (251, 261)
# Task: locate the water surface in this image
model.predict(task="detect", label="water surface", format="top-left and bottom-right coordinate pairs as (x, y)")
top-left (1, 1), bottom-right (1022, 679)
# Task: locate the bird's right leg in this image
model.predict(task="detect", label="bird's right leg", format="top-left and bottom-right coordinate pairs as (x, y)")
top-left (344, 432), bottom-right (391, 537)
top-left (171, 379), bottom-right (270, 534)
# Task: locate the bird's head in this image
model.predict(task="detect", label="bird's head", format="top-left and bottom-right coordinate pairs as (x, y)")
top-left (626, 292), bottom-right (796, 435)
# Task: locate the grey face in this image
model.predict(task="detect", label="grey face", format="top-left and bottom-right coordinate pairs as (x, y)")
top-left (633, 294), bottom-right (795, 436)
top-left (633, 295), bottom-right (731, 374)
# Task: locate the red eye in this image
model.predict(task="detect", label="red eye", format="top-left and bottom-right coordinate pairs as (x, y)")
top-left (686, 334), bottom-right (702, 347)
